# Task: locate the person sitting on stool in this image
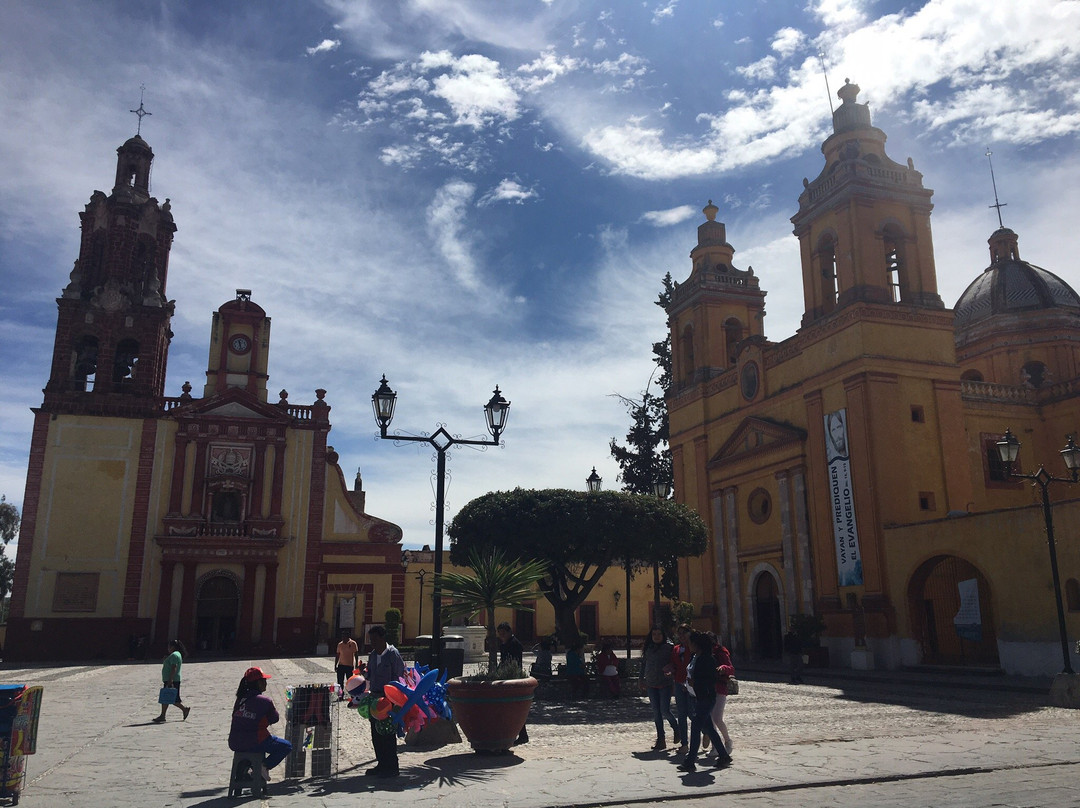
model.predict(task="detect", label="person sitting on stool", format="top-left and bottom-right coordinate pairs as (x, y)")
top-left (228, 667), bottom-right (292, 781)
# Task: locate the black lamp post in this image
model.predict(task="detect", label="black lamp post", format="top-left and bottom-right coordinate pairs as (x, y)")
top-left (373, 375), bottom-right (509, 671)
top-left (415, 568), bottom-right (430, 643)
top-left (650, 480), bottom-right (671, 619)
top-left (995, 428), bottom-right (1080, 674)
top-left (587, 468), bottom-right (633, 660)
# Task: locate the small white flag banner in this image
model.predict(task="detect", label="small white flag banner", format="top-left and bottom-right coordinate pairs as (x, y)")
top-left (953, 578), bottom-right (982, 642)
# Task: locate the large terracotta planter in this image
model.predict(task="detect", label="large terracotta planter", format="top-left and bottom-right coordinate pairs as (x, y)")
top-left (447, 676), bottom-right (538, 752)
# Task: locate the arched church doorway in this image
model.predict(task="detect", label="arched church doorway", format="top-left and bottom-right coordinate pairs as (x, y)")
top-left (753, 572), bottom-right (782, 659)
top-left (196, 573), bottom-right (240, 654)
top-left (908, 555), bottom-right (999, 667)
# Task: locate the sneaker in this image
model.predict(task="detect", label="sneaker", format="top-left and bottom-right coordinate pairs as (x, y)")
top-left (677, 761), bottom-right (697, 773)
top-left (152, 716), bottom-right (166, 724)
top-left (714, 756), bottom-right (732, 769)
top-left (652, 739), bottom-right (666, 750)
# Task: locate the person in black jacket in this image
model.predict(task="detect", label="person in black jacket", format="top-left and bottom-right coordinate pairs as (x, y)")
top-left (677, 632), bottom-right (733, 773)
top-left (496, 622), bottom-right (528, 745)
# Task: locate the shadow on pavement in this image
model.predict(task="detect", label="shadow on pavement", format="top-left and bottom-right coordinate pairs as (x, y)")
top-left (300, 750), bottom-right (523, 795)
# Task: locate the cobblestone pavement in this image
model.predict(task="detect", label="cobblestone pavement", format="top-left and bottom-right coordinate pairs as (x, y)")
top-left (0, 656), bottom-right (1075, 807)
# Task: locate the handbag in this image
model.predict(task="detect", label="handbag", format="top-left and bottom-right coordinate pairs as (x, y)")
top-left (726, 676), bottom-right (739, 695)
top-left (158, 686), bottom-right (178, 705)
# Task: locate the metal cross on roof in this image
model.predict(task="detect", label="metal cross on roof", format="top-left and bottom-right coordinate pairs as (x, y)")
top-left (986, 148), bottom-right (1007, 229)
top-left (130, 85), bottom-right (152, 136)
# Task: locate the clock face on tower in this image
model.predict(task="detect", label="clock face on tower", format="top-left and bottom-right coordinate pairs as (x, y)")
top-left (229, 334), bottom-right (251, 354)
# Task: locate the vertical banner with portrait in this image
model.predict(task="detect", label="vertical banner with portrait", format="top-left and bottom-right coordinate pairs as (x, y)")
top-left (824, 409), bottom-right (863, 586)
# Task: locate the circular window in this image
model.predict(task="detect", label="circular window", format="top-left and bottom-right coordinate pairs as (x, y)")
top-left (740, 361), bottom-right (760, 400)
top-left (747, 488), bottom-right (772, 524)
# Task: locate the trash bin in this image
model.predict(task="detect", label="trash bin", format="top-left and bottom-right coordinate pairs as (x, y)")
top-left (414, 635), bottom-right (465, 678)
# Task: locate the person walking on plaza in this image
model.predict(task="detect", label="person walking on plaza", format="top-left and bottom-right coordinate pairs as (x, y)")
top-left (335, 630), bottom-right (359, 698)
top-left (670, 624), bottom-right (693, 754)
top-left (152, 639), bottom-right (190, 723)
top-left (497, 622), bottom-right (529, 744)
top-left (708, 634), bottom-right (735, 756)
top-left (365, 624), bottom-right (405, 777)
top-left (678, 632), bottom-right (733, 773)
top-left (640, 626), bottom-right (679, 750)
top-left (228, 667), bottom-right (292, 781)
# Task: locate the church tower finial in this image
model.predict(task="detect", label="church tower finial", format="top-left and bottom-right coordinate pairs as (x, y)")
top-left (985, 148), bottom-right (1008, 230)
top-left (130, 85), bottom-right (152, 136)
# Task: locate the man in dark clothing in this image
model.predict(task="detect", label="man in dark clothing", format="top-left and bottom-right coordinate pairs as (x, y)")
top-left (783, 629), bottom-right (804, 684)
top-left (364, 625), bottom-right (405, 777)
top-left (496, 622), bottom-right (528, 745)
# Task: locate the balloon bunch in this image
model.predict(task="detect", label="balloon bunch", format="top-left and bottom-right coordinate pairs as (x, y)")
top-left (348, 665), bottom-right (451, 738)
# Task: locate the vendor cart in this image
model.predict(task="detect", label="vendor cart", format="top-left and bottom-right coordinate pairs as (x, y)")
top-left (0, 685), bottom-right (43, 805)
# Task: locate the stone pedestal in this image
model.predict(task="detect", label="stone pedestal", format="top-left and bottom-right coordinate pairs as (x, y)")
top-left (1049, 672), bottom-right (1080, 708)
top-left (460, 626), bottom-right (488, 662)
top-left (850, 648), bottom-right (875, 670)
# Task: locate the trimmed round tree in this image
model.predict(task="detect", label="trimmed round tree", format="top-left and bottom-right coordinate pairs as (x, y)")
top-left (448, 488), bottom-right (708, 647)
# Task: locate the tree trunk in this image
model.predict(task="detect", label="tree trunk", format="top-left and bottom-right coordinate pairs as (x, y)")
top-left (553, 605), bottom-right (582, 649)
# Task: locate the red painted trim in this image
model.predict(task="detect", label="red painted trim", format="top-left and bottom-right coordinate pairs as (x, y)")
top-left (301, 426), bottom-right (330, 621)
top-left (262, 563), bottom-right (278, 645)
top-left (318, 563), bottom-right (406, 574)
top-left (177, 563), bottom-right (196, 644)
top-left (9, 411), bottom-right (51, 622)
top-left (238, 563), bottom-right (257, 649)
top-left (122, 418), bottom-right (159, 618)
top-left (154, 561), bottom-right (176, 645)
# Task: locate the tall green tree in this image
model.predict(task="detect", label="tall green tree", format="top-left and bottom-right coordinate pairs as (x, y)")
top-left (448, 488), bottom-right (707, 646)
top-left (609, 272), bottom-right (680, 598)
top-left (0, 496), bottom-right (19, 601)
top-left (436, 547), bottom-right (549, 670)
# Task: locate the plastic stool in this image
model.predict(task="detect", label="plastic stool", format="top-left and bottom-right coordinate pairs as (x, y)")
top-left (228, 750), bottom-right (268, 798)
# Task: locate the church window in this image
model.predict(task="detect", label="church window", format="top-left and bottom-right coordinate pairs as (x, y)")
top-left (112, 338), bottom-right (140, 387)
top-left (817, 235), bottom-right (838, 310)
top-left (724, 318), bottom-right (742, 365)
top-left (961, 370), bottom-right (984, 382)
top-left (883, 227), bottom-right (905, 302)
top-left (681, 324), bottom-right (695, 382)
top-left (747, 488), bottom-right (772, 524)
top-left (1020, 361), bottom-right (1047, 389)
top-left (910, 405), bottom-right (925, 423)
top-left (1067, 578), bottom-right (1080, 612)
top-left (918, 491), bottom-right (936, 511)
top-left (211, 490), bottom-right (243, 523)
top-left (71, 335), bottom-right (99, 391)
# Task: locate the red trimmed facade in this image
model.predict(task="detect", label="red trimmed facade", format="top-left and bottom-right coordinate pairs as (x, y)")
top-left (8, 135), bottom-right (403, 662)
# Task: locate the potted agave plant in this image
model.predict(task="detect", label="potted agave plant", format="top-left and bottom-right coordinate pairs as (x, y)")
top-left (437, 547), bottom-right (548, 753)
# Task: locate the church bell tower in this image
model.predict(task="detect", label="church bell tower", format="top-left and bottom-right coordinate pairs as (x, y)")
top-left (42, 133), bottom-right (177, 417)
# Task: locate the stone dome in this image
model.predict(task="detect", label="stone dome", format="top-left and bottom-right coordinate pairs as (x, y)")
top-left (953, 227), bottom-right (1080, 332)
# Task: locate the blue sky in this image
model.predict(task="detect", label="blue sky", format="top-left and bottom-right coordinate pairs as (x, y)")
top-left (2, 0), bottom-right (1080, 553)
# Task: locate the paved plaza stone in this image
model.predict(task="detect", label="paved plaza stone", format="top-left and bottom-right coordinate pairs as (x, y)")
top-left (0, 655), bottom-right (1076, 807)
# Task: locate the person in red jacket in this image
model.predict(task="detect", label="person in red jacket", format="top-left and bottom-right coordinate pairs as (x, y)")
top-left (670, 624), bottom-right (693, 754)
top-left (228, 667), bottom-right (292, 781)
top-left (708, 633), bottom-right (735, 756)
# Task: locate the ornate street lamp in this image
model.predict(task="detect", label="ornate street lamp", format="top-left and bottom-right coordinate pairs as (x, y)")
top-left (373, 376), bottom-right (509, 671)
top-left (650, 479), bottom-right (672, 617)
top-left (586, 467), bottom-right (602, 493)
top-left (995, 429), bottom-right (1078, 674)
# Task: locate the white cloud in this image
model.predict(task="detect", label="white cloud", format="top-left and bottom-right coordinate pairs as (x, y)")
top-left (478, 179), bottom-right (538, 206)
top-left (641, 205), bottom-right (697, 227)
top-left (737, 55), bottom-right (778, 82)
top-left (581, 122), bottom-right (718, 180)
top-left (808, 0), bottom-right (868, 28)
top-left (306, 39), bottom-right (341, 56)
top-left (652, 0), bottom-right (679, 25)
top-left (428, 180), bottom-right (481, 290)
top-left (771, 27), bottom-right (805, 58)
top-left (430, 54), bottom-right (520, 129)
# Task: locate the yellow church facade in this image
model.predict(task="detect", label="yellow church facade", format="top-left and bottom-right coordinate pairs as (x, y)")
top-left (666, 82), bottom-right (1080, 675)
